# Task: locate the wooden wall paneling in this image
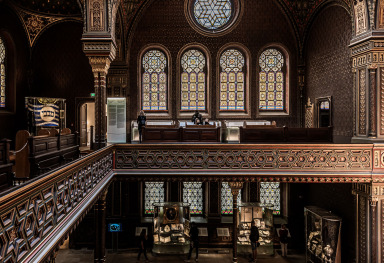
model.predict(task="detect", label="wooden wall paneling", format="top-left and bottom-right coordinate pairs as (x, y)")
top-left (208, 182), bottom-right (220, 220)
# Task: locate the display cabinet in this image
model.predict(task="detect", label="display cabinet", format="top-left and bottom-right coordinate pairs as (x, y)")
top-left (237, 202), bottom-right (274, 255)
top-left (305, 206), bottom-right (342, 263)
top-left (152, 202), bottom-right (191, 254)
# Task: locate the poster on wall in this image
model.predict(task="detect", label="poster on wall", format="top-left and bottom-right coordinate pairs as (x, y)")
top-left (25, 97), bottom-right (66, 134)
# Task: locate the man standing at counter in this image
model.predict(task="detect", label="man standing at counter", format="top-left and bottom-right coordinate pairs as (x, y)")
top-left (191, 110), bottom-right (202, 125)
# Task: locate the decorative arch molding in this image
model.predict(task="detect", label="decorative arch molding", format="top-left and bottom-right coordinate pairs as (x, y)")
top-left (302, 1), bottom-right (352, 56)
top-left (137, 44), bottom-right (173, 119)
top-left (216, 42), bottom-right (251, 119)
top-left (256, 43), bottom-right (290, 117)
top-left (176, 42), bottom-right (212, 119)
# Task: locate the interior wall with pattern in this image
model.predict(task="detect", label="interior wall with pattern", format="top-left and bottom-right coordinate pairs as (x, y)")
top-left (305, 5), bottom-right (353, 143)
top-left (128, 0), bottom-right (299, 125)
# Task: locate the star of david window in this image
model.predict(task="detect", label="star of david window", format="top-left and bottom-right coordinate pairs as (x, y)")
top-left (183, 182), bottom-right (203, 214)
top-left (141, 49), bottom-right (168, 111)
top-left (144, 182), bottom-right (165, 215)
top-left (185, 0), bottom-right (242, 36)
top-left (260, 182), bottom-right (280, 215)
top-left (181, 49), bottom-right (206, 111)
top-left (221, 182), bottom-right (241, 215)
top-left (259, 48), bottom-right (286, 111)
top-left (0, 37), bottom-right (6, 108)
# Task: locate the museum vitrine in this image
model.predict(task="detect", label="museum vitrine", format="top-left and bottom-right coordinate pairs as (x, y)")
top-left (152, 202), bottom-right (191, 254)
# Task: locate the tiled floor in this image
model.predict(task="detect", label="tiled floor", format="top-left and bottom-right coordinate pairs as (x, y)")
top-left (56, 249), bottom-right (305, 263)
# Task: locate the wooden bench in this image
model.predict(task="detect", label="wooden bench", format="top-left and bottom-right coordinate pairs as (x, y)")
top-left (240, 126), bottom-right (332, 143)
top-left (0, 139), bottom-right (14, 191)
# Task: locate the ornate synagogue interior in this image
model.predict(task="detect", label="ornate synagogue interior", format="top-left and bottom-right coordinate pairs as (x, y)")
top-left (0, 0), bottom-right (383, 262)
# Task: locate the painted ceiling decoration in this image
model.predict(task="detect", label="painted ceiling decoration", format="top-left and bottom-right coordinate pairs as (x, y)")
top-left (15, 8), bottom-right (82, 47)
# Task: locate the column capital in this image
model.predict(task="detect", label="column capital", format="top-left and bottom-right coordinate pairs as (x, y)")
top-left (88, 56), bottom-right (112, 75)
top-left (229, 182), bottom-right (243, 196)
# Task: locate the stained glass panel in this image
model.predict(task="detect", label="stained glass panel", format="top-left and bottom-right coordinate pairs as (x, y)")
top-left (219, 49), bottom-right (245, 110)
top-left (142, 50), bottom-right (167, 111)
top-left (260, 182), bottom-right (280, 215)
top-left (181, 49), bottom-right (206, 110)
top-left (0, 37), bottom-right (5, 108)
top-left (183, 182), bottom-right (203, 214)
top-left (145, 182), bottom-right (165, 215)
top-left (259, 49), bottom-right (284, 110)
top-left (221, 182), bottom-right (241, 215)
top-left (194, 0), bottom-right (232, 30)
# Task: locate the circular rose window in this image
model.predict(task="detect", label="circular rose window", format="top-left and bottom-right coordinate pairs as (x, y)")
top-left (185, 0), bottom-right (242, 36)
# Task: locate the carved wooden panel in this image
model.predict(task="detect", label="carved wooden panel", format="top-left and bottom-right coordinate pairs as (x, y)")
top-left (380, 68), bottom-right (384, 135)
top-left (359, 69), bottom-right (367, 135)
top-left (359, 195), bottom-right (367, 263)
top-left (354, 0), bottom-right (368, 36)
top-left (0, 150), bottom-right (112, 262)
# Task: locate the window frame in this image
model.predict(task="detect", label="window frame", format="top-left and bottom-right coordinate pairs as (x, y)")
top-left (216, 43), bottom-right (251, 119)
top-left (257, 44), bottom-right (290, 117)
top-left (0, 31), bottom-right (15, 115)
top-left (182, 182), bottom-right (205, 216)
top-left (184, 0), bottom-right (243, 37)
top-left (177, 43), bottom-right (211, 119)
top-left (143, 181), bottom-right (166, 217)
top-left (138, 44), bottom-right (172, 119)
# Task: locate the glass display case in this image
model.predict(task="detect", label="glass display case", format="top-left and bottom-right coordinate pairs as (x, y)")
top-left (237, 202), bottom-right (274, 255)
top-left (152, 202), bottom-right (191, 254)
top-left (305, 206), bottom-right (342, 263)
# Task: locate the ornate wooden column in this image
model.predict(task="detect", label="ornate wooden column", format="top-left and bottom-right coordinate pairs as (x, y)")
top-left (229, 182), bottom-right (243, 263)
top-left (94, 190), bottom-right (108, 263)
top-left (81, 0), bottom-right (119, 149)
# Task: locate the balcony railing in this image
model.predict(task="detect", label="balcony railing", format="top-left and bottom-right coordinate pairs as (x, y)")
top-left (1, 143), bottom-right (383, 262)
top-left (0, 146), bottom-right (113, 263)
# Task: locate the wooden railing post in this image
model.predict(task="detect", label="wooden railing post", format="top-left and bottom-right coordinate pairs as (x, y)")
top-left (94, 189), bottom-right (108, 263)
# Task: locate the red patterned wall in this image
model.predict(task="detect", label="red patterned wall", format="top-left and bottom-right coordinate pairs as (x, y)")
top-left (305, 5), bottom-right (353, 143)
top-left (128, 0), bottom-right (299, 126)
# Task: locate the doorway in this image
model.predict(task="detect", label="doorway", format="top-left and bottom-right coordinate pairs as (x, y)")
top-left (79, 102), bottom-right (95, 147)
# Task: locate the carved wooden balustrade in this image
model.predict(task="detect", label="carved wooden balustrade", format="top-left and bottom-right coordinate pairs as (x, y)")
top-left (114, 143), bottom-right (384, 183)
top-left (0, 146), bottom-right (113, 263)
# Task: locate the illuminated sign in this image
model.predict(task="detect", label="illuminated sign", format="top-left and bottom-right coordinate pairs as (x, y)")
top-left (108, 223), bottom-right (122, 232)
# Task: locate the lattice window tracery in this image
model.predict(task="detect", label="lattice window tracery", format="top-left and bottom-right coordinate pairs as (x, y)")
top-left (260, 182), bottom-right (280, 215)
top-left (0, 37), bottom-right (5, 108)
top-left (142, 49), bottom-right (167, 111)
top-left (221, 182), bottom-right (241, 214)
top-left (183, 182), bottom-right (203, 214)
top-left (181, 49), bottom-right (206, 110)
top-left (219, 49), bottom-right (245, 111)
top-left (194, 0), bottom-right (232, 30)
top-left (144, 182), bottom-right (164, 215)
top-left (259, 49), bottom-right (285, 111)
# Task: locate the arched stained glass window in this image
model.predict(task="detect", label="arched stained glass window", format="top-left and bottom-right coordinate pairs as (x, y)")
top-left (259, 49), bottom-right (285, 111)
top-left (221, 182), bottom-right (241, 215)
top-left (219, 49), bottom-right (245, 111)
top-left (142, 50), bottom-right (167, 111)
top-left (183, 182), bottom-right (203, 214)
top-left (0, 37), bottom-right (5, 108)
top-left (145, 182), bottom-right (165, 215)
top-left (181, 49), bottom-right (206, 111)
top-left (260, 182), bottom-right (280, 215)
top-left (194, 0), bottom-right (232, 30)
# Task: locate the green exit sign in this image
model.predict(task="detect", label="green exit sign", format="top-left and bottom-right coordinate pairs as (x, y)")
top-left (90, 93), bottom-right (95, 97)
